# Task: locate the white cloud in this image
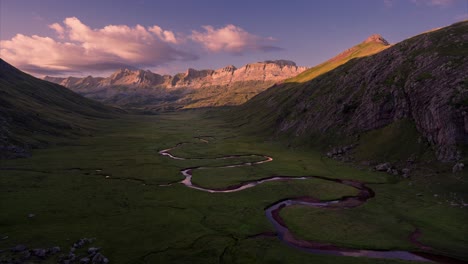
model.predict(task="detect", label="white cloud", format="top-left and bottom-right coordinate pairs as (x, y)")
top-left (190, 24), bottom-right (282, 54)
top-left (1, 17), bottom-right (197, 76)
top-left (411, 0), bottom-right (454, 6)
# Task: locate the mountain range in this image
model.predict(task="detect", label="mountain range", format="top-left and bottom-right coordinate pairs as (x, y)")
top-left (44, 60), bottom-right (308, 110)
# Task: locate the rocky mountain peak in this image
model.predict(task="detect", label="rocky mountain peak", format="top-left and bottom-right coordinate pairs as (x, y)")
top-left (220, 65), bottom-right (237, 72)
top-left (263, 60), bottom-right (297, 67)
top-left (363, 34), bottom-right (390, 45)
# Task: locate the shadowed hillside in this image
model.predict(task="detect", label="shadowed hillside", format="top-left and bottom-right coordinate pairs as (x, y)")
top-left (0, 59), bottom-right (120, 158)
top-left (232, 21), bottom-right (468, 163)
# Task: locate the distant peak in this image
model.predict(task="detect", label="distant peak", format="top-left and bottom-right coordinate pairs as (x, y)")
top-left (363, 34), bottom-right (389, 45)
top-left (262, 60), bottom-right (297, 67)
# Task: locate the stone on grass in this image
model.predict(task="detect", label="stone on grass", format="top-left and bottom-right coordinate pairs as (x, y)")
top-left (11, 244), bottom-right (27, 252)
top-left (452, 162), bottom-right (464, 173)
top-left (375, 162), bottom-right (391, 171)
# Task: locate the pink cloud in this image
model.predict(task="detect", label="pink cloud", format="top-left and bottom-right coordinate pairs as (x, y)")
top-left (1, 17), bottom-right (196, 76)
top-left (48, 23), bottom-right (65, 38)
top-left (384, 0), bottom-right (394, 8)
top-left (190, 24), bottom-right (282, 54)
top-left (411, 0), bottom-right (454, 6)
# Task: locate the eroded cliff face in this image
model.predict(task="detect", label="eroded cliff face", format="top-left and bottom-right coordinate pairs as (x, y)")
top-left (45, 60), bottom-right (306, 90)
top-left (237, 21), bottom-right (468, 162)
top-left (44, 60), bottom-right (307, 108)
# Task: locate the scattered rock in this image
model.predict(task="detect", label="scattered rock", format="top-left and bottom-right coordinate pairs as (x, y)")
top-left (401, 168), bottom-right (410, 178)
top-left (21, 250), bottom-right (31, 259)
top-left (50, 246), bottom-right (61, 254)
top-left (88, 247), bottom-right (100, 255)
top-left (27, 213), bottom-right (35, 218)
top-left (92, 252), bottom-right (109, 264)
top-left (434, 194), bottom-right (439, 197)
top-left (375, 162), bottom-right (392, 171)
top-left (452, 162), bottom-right (464, 173)
top-left (73, 238), bottom-right (89, 248)
top-left (80, 257), bottom-right (91, 264)
top-left (32, 248), bottom-right (47, 258)
top-left (11, 244), bottom-right (27, 252)
top-left (326, 144), bottom-right (357, 161)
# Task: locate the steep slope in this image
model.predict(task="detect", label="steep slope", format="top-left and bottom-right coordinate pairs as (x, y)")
top-left (44, 60), bottom-right (307, 109)
top-left (0, 59), bottom-right (119, 158)
top-left (233, 21), bottom-right (468, 162)
top-left (288, 34), bottom-right (389, 83)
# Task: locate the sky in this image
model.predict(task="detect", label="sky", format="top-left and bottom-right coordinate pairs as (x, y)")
top-left (0, 0), bottom-right (467, 77)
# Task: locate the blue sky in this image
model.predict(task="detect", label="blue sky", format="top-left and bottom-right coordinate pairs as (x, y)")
top-left (1, 0), bottom-right (467, 77)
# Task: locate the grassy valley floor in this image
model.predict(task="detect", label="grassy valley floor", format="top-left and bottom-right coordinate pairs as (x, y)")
top-left (0, 110), bottom-right (467, 263)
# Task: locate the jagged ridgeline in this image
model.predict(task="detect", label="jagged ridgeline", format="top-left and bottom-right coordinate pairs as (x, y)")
top-left (0, 59), bottom-right (120, 159)
top-left (44, 60), bottom-right (307, 110)
top-left (231, 21), bottom-right (468, 162)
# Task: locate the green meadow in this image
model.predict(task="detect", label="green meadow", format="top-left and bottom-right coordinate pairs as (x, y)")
top-left (1, 110), bottom-right (467, 263)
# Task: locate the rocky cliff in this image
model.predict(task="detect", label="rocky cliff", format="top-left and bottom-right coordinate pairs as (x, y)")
top-left (233, 21), bottom-right (468, 162)
top-left (44, 60), bottom-right (307, 108)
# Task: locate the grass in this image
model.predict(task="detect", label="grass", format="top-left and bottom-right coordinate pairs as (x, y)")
top-left (287, 41), bottom-right (389, 84)
top-left (353, 119), bottom-right (433, 162)
top-left (1, 110), bottom-right (467, 263)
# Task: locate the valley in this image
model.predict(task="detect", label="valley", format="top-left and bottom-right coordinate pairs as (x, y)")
top-left (0, 11), bottom-right (466, 264)
top-left (1, 110), bottom-right (467, 263)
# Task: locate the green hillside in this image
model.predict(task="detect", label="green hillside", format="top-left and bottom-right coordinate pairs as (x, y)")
top-left (231, 21), bottom-right (468, 163)
top-left (0, 59), bottom-right (120, 158)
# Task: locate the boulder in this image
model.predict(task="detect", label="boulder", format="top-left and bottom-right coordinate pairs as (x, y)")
top-left (375, 162), bottom-right (392, 171)
top-left (32, 248), bottom-right (47, 258)
top-left (50, 246), bottom-right (61, 254)
top-left (452, 162), bottom-right (464, 173)
top-left (92, 252), bottom-right (107, 263)
top-left (88, 247), bottom-right (100, 255)
top-left (11, 244), bottom-right (27, 252)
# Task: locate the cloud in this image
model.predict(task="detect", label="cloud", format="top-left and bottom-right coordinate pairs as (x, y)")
top-left (411, 0), bottom-right (454, 6)
top-left (190, 24), bottom-right (282, 54)
top-left (1, 17), bottom-right (197, 76)
top-left (148, 25), bottom-right (180, 44)
top-left (384, 0), bottom-right (394, 8)
top-left (49, 23), bottom-right (65, 38)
